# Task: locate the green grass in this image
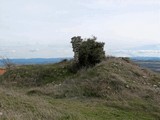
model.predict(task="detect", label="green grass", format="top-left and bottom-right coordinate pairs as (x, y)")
top-left (1, 61), bottom-right (74, 86)
top-left (0, 86), bottom-right (159, 120)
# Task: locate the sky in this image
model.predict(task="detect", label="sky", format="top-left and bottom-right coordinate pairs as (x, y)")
top-left (0, 0), bottom-right (160, 58)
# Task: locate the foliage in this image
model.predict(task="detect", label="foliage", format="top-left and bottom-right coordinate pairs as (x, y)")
top-left (67, 62), bottom-right (81, 73)
top-left (78, 36), bottom-right (105, 67)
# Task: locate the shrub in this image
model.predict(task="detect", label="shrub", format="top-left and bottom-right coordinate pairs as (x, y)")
top-left (78, 37), bottom-right (105, 67)
top-left (0, 56), bottom-right (15, 70)
top-left (67, 62), bottom-right (81, 73)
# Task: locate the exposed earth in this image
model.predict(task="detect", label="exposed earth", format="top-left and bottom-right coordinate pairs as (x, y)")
top-left (0, 69), bottom-right (6, 75)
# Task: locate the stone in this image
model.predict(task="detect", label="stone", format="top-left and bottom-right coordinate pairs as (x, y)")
top-left (0, 112), bottom-right (3, 116)
top-left (153, 85), bottom-right (157, 88)
top-left (143, 76), bottom-right (147, 79)
top-left (125, 85), bottom-right (129, 88)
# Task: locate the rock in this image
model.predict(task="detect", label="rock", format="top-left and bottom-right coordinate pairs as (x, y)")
top-left (125, 85), bottom-right (129, 88)
top-left (107, 86), bottom-right (111, 90)
top-left (0, 112), bottom-right (3, 116)
top-left (143, 76), bottom-right (147, 79)
top-left (153, 85), bottom-right (157, 88)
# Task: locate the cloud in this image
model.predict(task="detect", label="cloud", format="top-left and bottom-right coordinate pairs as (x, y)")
top-left (80, 0), bottom-right (159, 11)
top-left (29, 49), bottom-right (40, 53)
top-left (112, 50), bottom-right (160, 57)
top-left (0, 0), bottom-right (159, 58)
top-left (10, 50), bottom-right (16, 53)
top-left (137, 50), bottom-right (160, 54)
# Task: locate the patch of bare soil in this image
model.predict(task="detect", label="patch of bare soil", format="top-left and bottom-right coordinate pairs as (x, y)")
top-left (0, 69), bottom-right (6, 75)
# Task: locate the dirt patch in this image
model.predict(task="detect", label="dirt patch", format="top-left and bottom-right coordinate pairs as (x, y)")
top-left (0, 69), bottom-right (6, 75)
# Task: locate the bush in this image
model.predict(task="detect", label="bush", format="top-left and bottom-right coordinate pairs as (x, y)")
top-left (67, 62), bottom-right (81, 73)
top-left (78, 37), bottom-right (105, 67)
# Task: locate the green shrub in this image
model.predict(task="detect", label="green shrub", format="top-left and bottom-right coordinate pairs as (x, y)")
top-left (78, 37), bottom-right (105, 67)
top-left (67, 62), bottom-right (81, 73)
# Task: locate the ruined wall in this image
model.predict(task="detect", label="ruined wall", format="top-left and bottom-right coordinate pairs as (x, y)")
top-left (71, 36), bottom-right (82, 63)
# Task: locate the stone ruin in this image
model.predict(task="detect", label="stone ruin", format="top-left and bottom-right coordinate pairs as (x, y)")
top-left (71, 36), bottom-right (83, 63)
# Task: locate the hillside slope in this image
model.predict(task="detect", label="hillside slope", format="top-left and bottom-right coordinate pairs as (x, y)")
top-left (21, 57), bottom-right (159, 99)
top-left (0, 57), bottom-right (160, 119)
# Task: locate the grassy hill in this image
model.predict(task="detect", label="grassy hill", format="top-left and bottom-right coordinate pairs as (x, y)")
top-left (0, 57), bottom-right (160, 120)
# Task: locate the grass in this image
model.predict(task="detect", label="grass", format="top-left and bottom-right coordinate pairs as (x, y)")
top-left (0, 57), bottom-right (160, 119)
top-left (0, 86), bottom-right (159, 120)
top-left (1, 61), bottom-right (74, 86)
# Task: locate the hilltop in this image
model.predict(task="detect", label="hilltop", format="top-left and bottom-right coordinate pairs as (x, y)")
top-left (0, 57), bottom-right (160, 120)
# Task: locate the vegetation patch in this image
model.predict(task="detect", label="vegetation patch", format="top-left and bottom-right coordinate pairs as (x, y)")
top-left (0, 56), bottom-right (160, 119)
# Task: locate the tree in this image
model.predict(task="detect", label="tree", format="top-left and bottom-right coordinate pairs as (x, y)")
top-left (0, 56), bottom-right (15, 70)
top-left (78, 36), bottom-right (105, 67)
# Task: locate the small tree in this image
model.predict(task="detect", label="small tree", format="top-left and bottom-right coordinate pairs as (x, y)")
top-left (78, 37), bottom-right (105, 67)
top-left (0, 56), bottom-right (15, 70)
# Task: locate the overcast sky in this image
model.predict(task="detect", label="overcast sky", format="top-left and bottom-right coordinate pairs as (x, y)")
top-left (0, 0), bottom-right (160, 58)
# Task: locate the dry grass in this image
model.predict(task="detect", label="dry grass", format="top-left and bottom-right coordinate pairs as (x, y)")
top-left (0, 85), bottom-right (159, 120)
top-left (0, 57), bottom-right (160, 119)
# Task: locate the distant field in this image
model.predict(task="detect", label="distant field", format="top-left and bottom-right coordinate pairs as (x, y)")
top-left (0, 58), bottom-right (70, 67)
top-left (1, 57), bottom-right (160, 73)
top-left (132, 60), bottom-right (160, 72)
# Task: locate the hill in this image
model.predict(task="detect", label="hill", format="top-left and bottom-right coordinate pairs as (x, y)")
top-left (0, 57), bottom-right (160, 120)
